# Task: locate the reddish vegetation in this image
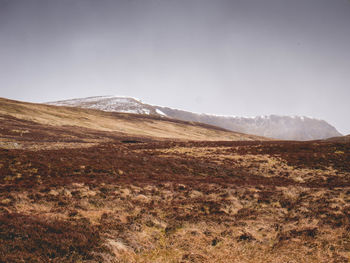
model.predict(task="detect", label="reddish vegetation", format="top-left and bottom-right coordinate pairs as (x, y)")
top-left (1, 139), bottom-right (350, 262)
top-left (2, 140), bottom-right (349, 190)
top-left (0, 213), bottom-right (100, 262)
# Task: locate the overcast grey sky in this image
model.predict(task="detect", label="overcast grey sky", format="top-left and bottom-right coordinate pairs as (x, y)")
top-left (1, 0), bottom-right (350, 134)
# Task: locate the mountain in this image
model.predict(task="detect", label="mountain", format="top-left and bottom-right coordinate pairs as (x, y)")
top-left (156, 108), bottom-right (342, 141)
top-left (47, 96), bottom-right (160, 115)
top-left (0, 97), bottom-right (265, 150)
top-left (47, 96), bottom-right (342, 141)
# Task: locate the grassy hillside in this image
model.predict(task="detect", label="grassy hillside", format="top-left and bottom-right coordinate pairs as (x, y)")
top-left (0, 98), bottom-right (266, 150)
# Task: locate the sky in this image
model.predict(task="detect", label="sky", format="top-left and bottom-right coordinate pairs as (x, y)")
top-left (1, 0), bottom-right (350, 134)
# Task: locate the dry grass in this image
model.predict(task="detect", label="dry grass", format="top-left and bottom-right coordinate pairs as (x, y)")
top-left (5, 180), bottom-right (345, 263)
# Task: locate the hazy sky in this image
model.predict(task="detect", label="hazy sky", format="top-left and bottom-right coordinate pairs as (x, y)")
top-left (1, 0), bottom-right (350, 134)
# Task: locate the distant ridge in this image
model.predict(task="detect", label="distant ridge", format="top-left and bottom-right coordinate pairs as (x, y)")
top-left (48, 96), bottom-right (342, 141)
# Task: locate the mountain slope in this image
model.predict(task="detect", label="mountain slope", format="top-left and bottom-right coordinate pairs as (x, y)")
top-left (157, 107), bottom-right (342, 141)
top-left (0, 97), bottom-right (265, 149)
top-left (48, 96), bottom-right (342, 141)
top-left (326, 134), bottom-right (350, 143)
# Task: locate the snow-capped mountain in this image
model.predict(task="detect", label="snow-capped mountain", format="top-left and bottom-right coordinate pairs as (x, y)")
top-left (47, 96), bottom-right (161, 115)
top-left (47, 96), bottom-right (342, 141)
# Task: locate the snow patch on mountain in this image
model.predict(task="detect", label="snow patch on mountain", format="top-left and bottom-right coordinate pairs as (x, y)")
top-left (156, 109), bottom-right (167, 116)
top-left (48, 96), bottom-right (154, 115)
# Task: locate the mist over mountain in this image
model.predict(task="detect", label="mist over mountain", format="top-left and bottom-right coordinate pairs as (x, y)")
top-left (48, 96), bottom-right (342, 141)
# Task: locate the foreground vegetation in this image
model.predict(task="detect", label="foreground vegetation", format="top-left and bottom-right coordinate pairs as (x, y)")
top-left (1, 139), bottom-right (349, 262)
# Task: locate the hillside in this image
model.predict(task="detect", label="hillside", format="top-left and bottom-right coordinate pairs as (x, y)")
top-left (326, 134), bottom-right (350, 143)
top-left (0, 97), bottom-right (265, 149)
top-left (48, 96), bottom-right (342, 140)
